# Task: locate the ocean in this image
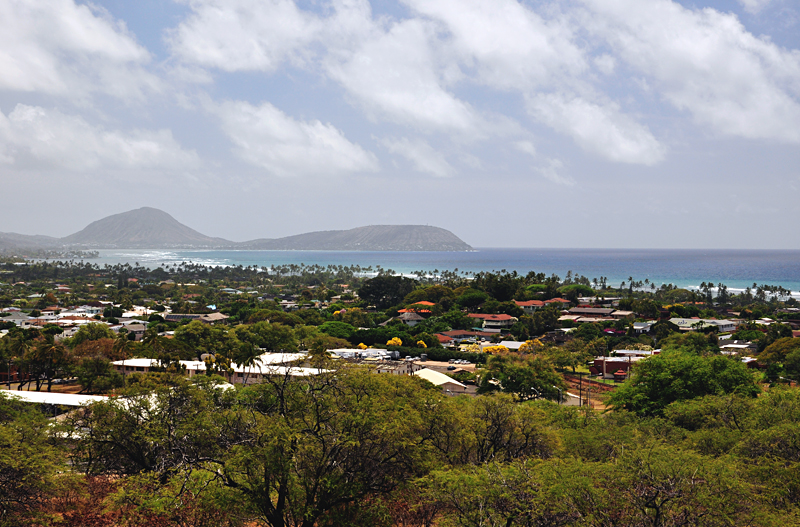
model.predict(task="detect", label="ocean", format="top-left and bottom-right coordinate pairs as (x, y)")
top-left (75, 248), bottom-right (800, 295)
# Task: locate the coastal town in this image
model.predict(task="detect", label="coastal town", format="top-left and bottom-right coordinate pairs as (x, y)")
top-left (3, 257), bottom-right (800, 525)
top-left (3, 260), bottom-right (798, 400)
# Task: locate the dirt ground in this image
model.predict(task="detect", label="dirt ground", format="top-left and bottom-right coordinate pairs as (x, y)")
top-left (1, 380), bottom-right (84, 394)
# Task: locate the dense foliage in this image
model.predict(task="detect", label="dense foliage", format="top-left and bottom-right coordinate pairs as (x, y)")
top-left (1, 260), bottom-right (800, 525)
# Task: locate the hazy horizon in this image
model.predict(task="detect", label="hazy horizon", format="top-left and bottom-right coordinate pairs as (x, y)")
top-left (1, 0), bottom-right (798, 250)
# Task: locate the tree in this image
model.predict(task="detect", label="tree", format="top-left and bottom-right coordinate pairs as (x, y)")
top-left (334, 307), bottom-right (374, 328)
top-left (659, 332), bottom-right (719, 355)
top-left (478, 354), bottom-right (565, 401)
top-left (318, 321), bottom-right (357, 339)
top-left (238, 321), bottom-right (298, 353)
top-left (422, 458), bottom-right (578, 527)
top-left (0, 391), bottom-right (66, 526)
top-left (541, 339), bottom-right (599, 372)
top-left (609, 351), bottom-right (760, 416)
top-left (358, 276), bottom-right (418, 309)
top-left (75, 356), bottom-right (124, 394)
top-left (760, 337), bottom-right (800, 366)
top-left (68, 376), bottom-right (227, 483)
top-left (70, 322), bottom-right (115, 348)
top-left (557, 284), bottom-right (594, 302)
top-left (26, 336), bottom-right (70, 391)
top-left (209, 370), bottom-right (441, 527)
top-left (456, 289), bottom-right (489, 309)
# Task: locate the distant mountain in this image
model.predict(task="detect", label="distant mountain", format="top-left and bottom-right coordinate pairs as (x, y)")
top-left (241, 225), bottom-right (472, 252)
top-left (0, 232), bottom-right (60, 249)
top-left (0, 208), bottom-right (472, 252)
top-left (60, 207), bottom-right (232, 248)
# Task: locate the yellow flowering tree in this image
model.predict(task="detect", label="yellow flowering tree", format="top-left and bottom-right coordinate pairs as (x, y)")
top-left (462, 343), bottom-right (482, 354)
top-left (483, 345), bottom-right (510, 355)
top-left (387, 337), bottom-right (403, 347)
top-left (518, 339), bottom-right (544, 353)
top-left (357, 343), bottom-right (368, 350)
top-left (416, 340), bottom-right (427, 348)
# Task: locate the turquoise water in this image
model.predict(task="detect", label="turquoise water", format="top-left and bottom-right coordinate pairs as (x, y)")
top-left (82, 248), bottom-right (800, 294)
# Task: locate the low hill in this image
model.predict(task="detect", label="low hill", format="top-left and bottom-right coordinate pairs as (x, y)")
top-left (0, 232), bottom-right (60, 249)
top-left (1, 209), bottom-right (472, 251)
top-left (60, 207), bottom-right (232, 248)
top-left (242, 225), bottom-right (472, 252)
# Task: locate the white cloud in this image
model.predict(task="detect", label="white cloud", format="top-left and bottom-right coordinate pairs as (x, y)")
top-left (379, 136), bottom-right (453, 177)
top-left (514, 140), bottom-right (537, 157)
top-left (594, 54), bottom-right (617, 76)
top-left (738, 0), bottom-right (774, 14)
top-left (0, 104), bottom-right (199, 172)
top-left (168, 0), bottom-right (322, 72)
top-left (527, 93), bottom-right (666, 165)
top-left (402, 0), bottom-right (587, 91)
top-left (581, 0), bottom-right (800, 142)
top-left (0, 0), bottom-right (159, 100)
top-left (216, 100), bottom-right (379, 177)
top-left (536, 158), bottom-right (574, 186)
top-left (324, 18), bottom-right (480, 134)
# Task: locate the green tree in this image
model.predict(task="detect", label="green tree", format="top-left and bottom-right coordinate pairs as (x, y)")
top-left (358, 276), bottom-right (418, 309)
top-left (0, 392), bottom-right (67, 526)
top-left (760, 337), bottom-right (800, 365)
top-left (609, 351), bottom-right (760, 416)
top-left (69, 322), bottom-right (116, 348)
top-left (456, 289), bottom-right (489, 309)
top-left (75, 356), bottom-right (124, 394)
top-left (478, 354), bottom-right (565, 401)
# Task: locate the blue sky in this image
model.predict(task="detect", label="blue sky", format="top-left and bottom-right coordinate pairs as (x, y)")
top-left (0, 0), bottom-right (798, 249)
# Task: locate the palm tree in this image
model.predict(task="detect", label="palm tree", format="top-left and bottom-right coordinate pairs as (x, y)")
top-left (30, 337), bottom-right (68, 392)
top-left (234, 341), bottom-right (261, 385)
top-left (112, 332), bottom-right (139, 378)
top-left (8, 337), bottom-right (33, 390)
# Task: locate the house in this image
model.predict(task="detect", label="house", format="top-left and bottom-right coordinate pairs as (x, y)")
top-left (569, 307), bottom-right (615, 318)
top-left (436, 330), bottom-right (497, 344)
top-left (397, 312), bottom-right (424, 327)
top-left (3, 313), bottom-right (31, 326)
top-left (200, 312), bottom-right (230, 324)
top-left (414, 368), bottom-right (467, 393)
top-left (611, 310), bottom-right (635, 320)
top-left (164, 313), bottom-right (230, 325)
top-left (467, 313), bottom-right (518, 331)
top-left (514, 300), bottom-right (544, 315)
top-left (435, 334), bottom-right (455, 346)
top-left (591, 356), bottom-right (644, 379)
top-left (113, 352), bottom-right (312, 383)
top-left (720, 341), bottom-right (759, 354)
top-left (375, 361), bottom-right (424, 375)
top-left (544, 298), bottom-right (571, 308)
top-left (669, 318), bottom-right (737, 333)
top-left (122, 323), bottom-right (147, 341)
top-left (632, 322), bottom-right (654, 334)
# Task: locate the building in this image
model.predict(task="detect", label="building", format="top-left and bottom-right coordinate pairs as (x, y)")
top-left (414, 368), bottom-right (467, 393)
top-left (436, 330), bottom-right (497, 344)
top-left (514, 300), bottom-right (544, 315)
top-left (568, 307), bottom-right (615, 318)
top-left (543, 298), bottom-right (571, 308)
top-left (397, 312), bottom-right (425, 327)
top-left (611, 310), bottom-right (635, 320)
top-left (467, 313), bottom-right (518, 331)
top-left (375, 360), bottom-right (425, 375)
top-left (669, 318), bottom-right (737, 333)
top-left (112, 352), bottom-right (318, 384)
top-left (164, 313), bottom-right (230, 324)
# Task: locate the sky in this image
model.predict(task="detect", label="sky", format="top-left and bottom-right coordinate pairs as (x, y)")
top-left (0, 0), bottom-right (799, 249)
